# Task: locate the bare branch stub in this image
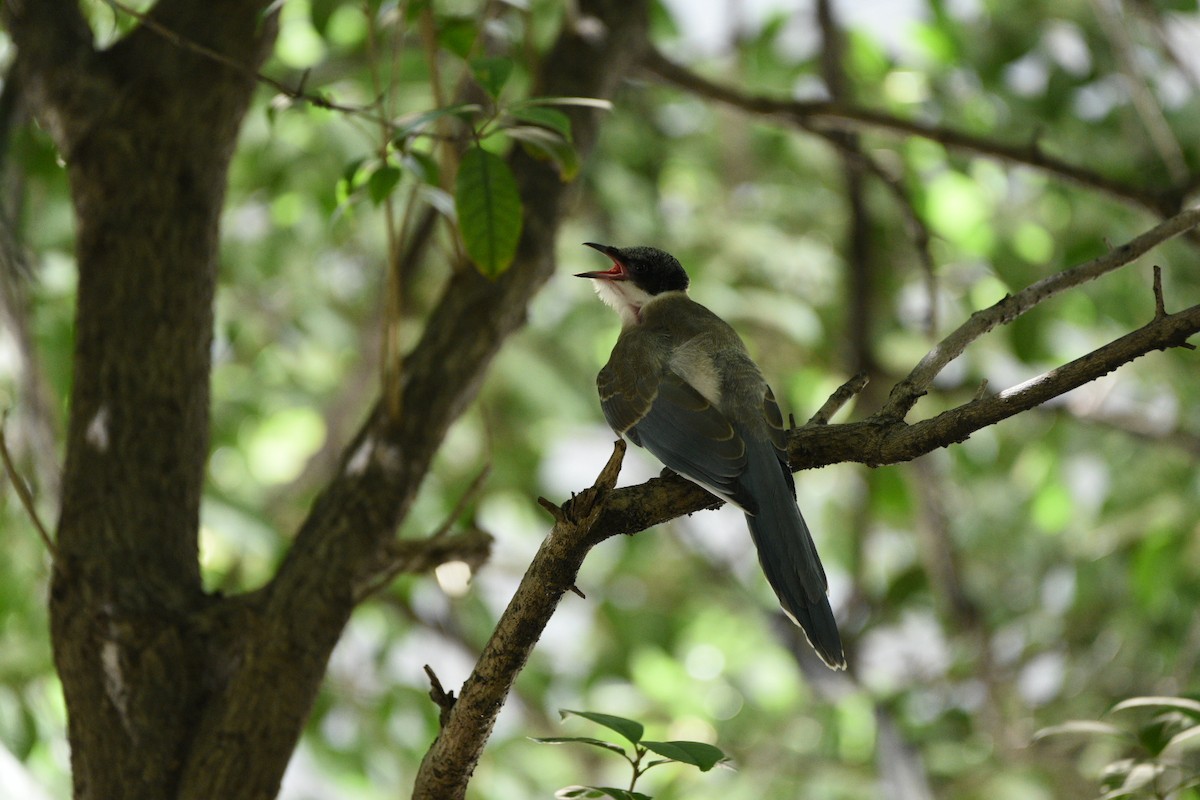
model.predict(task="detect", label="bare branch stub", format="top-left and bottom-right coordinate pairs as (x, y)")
top-left (536, 496), bottom-right (567, 522)
top-left (424, 665), bottom-right (456, 727)
top-left (808, 372), bottom-right (870, 426)
top-left (1153, 265), bottom-right (1167, 319)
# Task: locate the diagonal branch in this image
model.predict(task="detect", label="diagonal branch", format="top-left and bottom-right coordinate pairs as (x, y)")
top-left (875, 302), bottom-right (1200, 460)
top-left (642, 47), bottom-right (1184, 216)
top-left (881, 207), bottom-right (1200, 419)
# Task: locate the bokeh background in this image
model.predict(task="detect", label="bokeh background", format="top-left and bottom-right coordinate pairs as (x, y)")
top-left (3, 1), bottom-right (1200, 797)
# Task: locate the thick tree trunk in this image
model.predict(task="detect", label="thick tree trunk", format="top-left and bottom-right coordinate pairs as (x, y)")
top-left (4, 1), bottom-right (275, 796)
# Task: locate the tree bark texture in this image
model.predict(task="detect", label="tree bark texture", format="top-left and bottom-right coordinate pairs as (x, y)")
top-left (4, 0), bottom-right (275, 797)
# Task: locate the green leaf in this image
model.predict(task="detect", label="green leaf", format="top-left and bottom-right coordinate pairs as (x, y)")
top-left (1111, 697), bottom-right (1200, 719)
top-left (470, 57), bottom-right (513, 99)
top-left (502, 125), bottom-right (580, 180)
top-left (555, 787), bottom-right (651, 800)
top-left (1033, 721), bottom-right (1130, 742)
top-left (1099, 762), bottom-right (1164, 800)
top-left (454, 146), bottom-right (522, 278)
top-left (1163, 724), bottom-right (1200, 755)
top-left (367, 164), bottom-right (402, 205)
top-left (518, 96), bottom-right (613, 111)
top-left (559, 710), bottom-right (644, 746)
top-left (507, 107), bottom-right (572, 140)
top-left (530, 736), bottom-right (629, 758)
top-left (341, 156), bottom-right (367, 189)
top-left (641, 740), bottom-right (727, 771)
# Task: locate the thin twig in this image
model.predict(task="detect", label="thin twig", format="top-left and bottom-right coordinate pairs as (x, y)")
top-left (430, 463), bottom-right (492, 541)
top-left (0, 411), bottom-right (57, 560)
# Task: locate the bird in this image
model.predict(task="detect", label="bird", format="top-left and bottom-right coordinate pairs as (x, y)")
top-left (576, 242), bottom-right (846, 670)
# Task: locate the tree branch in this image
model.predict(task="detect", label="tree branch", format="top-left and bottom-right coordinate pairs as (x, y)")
top-left (0, 411), bottom-right (57, 559)
top-left (881, 207), bottom-right (1200, 420)
top-left (642, 47), bottom-right (1185, 216)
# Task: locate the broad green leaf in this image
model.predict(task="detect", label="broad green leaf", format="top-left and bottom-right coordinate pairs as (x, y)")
top-left (502, 125), bottom-right (580, 180)
top-left (454, 146), bottom-right (522, 278)
top-left (559, 710), bottom-right (644, 746)
top-left (367, 165), bottom-right (402, 206)
top-left (508, 107), bottom-right (572, 140)
top-left (530, 736), bottom-right (629, 757)
top-left (641, 740), bottom-right (727, 771)
top-left (470, 57), bottom-right (513, 99)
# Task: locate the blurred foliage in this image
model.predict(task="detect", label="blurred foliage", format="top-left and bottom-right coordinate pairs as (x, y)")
top-left (1036, 696), bottom-right (1200, 798)
top-left (2, 0), bottom-right (1200, 798)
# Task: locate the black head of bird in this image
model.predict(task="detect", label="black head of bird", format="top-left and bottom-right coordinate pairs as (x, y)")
top-left (576, 242), bottom-right (847, 670)
top-left (576, 242), bottom-right (690, 326)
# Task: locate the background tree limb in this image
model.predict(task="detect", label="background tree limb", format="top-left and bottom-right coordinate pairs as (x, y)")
top-left (642, 47), bottom-right (1188, 216)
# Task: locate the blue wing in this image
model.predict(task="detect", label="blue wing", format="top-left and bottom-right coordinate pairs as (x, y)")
top-left (600, 362), bottom-right (755, 511)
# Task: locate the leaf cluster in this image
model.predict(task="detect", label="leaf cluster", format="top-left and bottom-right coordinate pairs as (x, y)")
top-left (532, 709), bottom-right (728, 800)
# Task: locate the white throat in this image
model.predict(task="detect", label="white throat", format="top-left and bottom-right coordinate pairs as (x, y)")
top-left (592, 279), bottom-right (656, 326)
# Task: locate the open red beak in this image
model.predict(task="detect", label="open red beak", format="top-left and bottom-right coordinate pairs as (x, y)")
top-left (576, 242), bottom-right (629, 280)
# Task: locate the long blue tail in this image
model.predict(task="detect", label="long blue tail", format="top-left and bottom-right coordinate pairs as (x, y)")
top-left (741, 441), bottom-right (845, 669)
